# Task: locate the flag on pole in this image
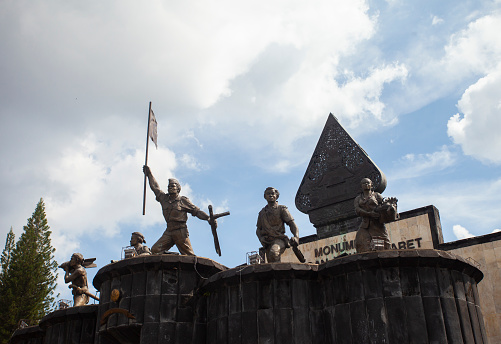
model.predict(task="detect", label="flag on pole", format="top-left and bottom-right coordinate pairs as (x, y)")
top-left (149, 108), bottom-right (158, 148)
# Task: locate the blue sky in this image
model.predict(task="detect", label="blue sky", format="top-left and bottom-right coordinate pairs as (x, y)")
top-left (1, 0), bottom-right (500, 301)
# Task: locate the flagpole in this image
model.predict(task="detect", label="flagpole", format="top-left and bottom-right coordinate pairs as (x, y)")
top-left (142, 101), bottom-right (152, 215)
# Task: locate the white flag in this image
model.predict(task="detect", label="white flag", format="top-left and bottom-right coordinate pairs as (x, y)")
top-left (149, 108), bottom-right (158, 148)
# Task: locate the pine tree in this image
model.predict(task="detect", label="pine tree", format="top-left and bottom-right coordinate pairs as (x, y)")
top-left (0, 228), bottom-right (15, 283)
top-left (0, 199), bottom-right (58, 343)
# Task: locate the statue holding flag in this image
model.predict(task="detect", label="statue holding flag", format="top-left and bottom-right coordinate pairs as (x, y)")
top-left (141, 103), bottom-right (229, 256)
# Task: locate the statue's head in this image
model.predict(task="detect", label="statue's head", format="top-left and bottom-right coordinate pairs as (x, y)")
top-left (360, 178), bottom-right (372, 190)
top-left (168, 178), bottom-right (181, 194)
top-left (264, 187), bottom-right (280, 201)
top-left (70, 253), bottom-right (84, 266)
top-left (130, 232), bottom-right (145, 245)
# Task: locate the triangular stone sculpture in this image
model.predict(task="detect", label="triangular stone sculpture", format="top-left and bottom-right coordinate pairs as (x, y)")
top-left (295, 113), bottom-right (387, 238)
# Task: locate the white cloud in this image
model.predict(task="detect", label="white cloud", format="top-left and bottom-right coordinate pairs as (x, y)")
top-left (389, 145), bottom-right (456, 180)
top-left (453, 224), bottom-right (474, 240)
top-left (447, 69), bottom-right (501, 164)
top-left (180, 154), bottom-right (205, 171)
top-left (432, 16), bottom-right (444, 25)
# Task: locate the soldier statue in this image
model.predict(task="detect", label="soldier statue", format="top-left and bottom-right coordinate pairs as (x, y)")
top-left (130, 231), bottom-right (151, 256)
top-left (256, 187), bottom-right (300, 263)
top-left (143, 165), bottom-right (216, 256)
top-left (354, 178), bottom-right (398, 253)
top-left (60, 253), bottom-right (99, 306)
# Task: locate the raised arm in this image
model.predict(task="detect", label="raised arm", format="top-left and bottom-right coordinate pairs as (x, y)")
top-left (143, 165), bottom-right (162, 198)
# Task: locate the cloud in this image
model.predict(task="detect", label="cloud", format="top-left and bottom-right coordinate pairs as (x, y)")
top-left (447, 69), bottom-right (501, 164)
top-left (452, 224), bottom-right (474, 240)
top-left (432, 16), bottom-right (444, 25)
top-left (388, 145), bottom-right (456, 180)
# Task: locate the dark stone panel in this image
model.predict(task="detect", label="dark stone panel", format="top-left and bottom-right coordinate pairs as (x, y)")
top-left (216, 317), bottom-right (228, 344)
top-left (467, 302), bottom-right (484, 344)
top-left (440, 297), bottom-right (464, 344)
top-left (381, 267), bottom-right (402, 297)
top-left (228, 313), bottom-right (242, 344)
top-left (117, 297), bottom-right (131, 327)
top-left (229, 284), bottom-right (241, 314)
top-left (384, 296), bottom-right (408, 343)
top-left (194, 296), bottom-right (207, 324)
top-left (421, 297), bottom-right (447, 343)
top-left (144, 295), bottom-right (161, 323)
top-left (179, 269), bottom-right (197, 294)
top-left (100, 279), bottom-right (111, 304)
top-left (274, 279), bottom-right (292, 309)
top-left (207, 320), bottom-right (217, 344)
top-left (309, 310), bottom-right (326, 343)
top-left (451, 270), bottom-right (466, 301)
top-left (258, 280), bottom-right (273, 310)
top-left (130, 295), bottom-right (145, 324)
top-left (160, 294), bottom-right (178, 322)
top-left (208, 289), bottom-right (219, 320)
top-left (455, 299), bottom-right (475, 344)
top-left (310, 280), bottom-right (325, 310)
top-left (161, 269), bottom-right (179, 295)
top-left (403, 296), bottom-right (427, 344)
top-left (274, 309), bottom-right (293, 343)
top-left (347, 271), bottom-right (364, 302)
top-left (436, 268), bottom-right (455, 298)
top-left (350, 300), bottom-right (369, 344)
top-left (241, 312), bottom-right (258, 344)
top-left (176, 304), bottom-right (194, 323)
top-left (64, 318), bottom-right (75, 344)
top-left (323, 307), bottom-right (336, 344)
top-left (293, 308), bottom-right (311, 344)
top-left (157, 321), bottom-right (176, 343)
top-left (333, 303), bottom-right (351, 344)
top-left (242, 281), bottom-right (258, 312)
top-left (57, 322), bottom-right (67, 344)
top-left (332, 274), bottom-right (348, 304)
top-left (175, 322), bottom-right (194, 344)
top-left (131, 270), bottom-right (147, 297)
top-left (43, 325), bottom-right (52, 344)
top-left (216, 287), bottom-right (228, 319)
top-left (72, 318), bottom-right (83, 344)
top-left (146, 269), bottom-right (162, 295)
top-left (140, 322), bottom-right (159, 344)
top-left (475, 306), bottom-right (488, 344)
top-left (362, 267), bottom-right (383, 300)
top-left (291, 279), bottom-right (308, 309)
top-left (192, 323), bottom-right (206, 344)
top-left (257, 309), bottom-right (274, 344)
top-left (365, 298), bottom-right (388, 344)
top-left (399, 267), bottom-right (420, 297)
top-left (418, 267), bottom-right (439, 297)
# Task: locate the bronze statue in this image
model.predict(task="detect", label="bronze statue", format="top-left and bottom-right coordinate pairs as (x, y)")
top-left (60, 253), bottom-right (99, 306)
top-left (143, 165), bottom-right (216, 256)
top-left (130, 232), bottom-right (151, 256)
top-left (354, 178), bottom-right (398, 253)
top-left (256, 187), bottom-right (301, 263)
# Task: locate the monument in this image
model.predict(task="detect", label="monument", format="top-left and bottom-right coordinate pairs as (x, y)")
top-left (10, 113), bottom-right (494, 344)
top-left (59, 253), bottom-right (99, 307)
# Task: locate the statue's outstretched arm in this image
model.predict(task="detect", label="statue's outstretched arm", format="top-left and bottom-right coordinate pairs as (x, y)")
top-left (143, 165), bottom-right (162, 198)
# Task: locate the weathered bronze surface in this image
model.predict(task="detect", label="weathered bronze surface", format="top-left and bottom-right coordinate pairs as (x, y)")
top-left (130, 231), bottom-right (151, 256)
top-left (208, 205), bottom-right (230, 256)
top-left (354, 178), bottom-right (398, 253)
top-left (60, 253), bottom-right (99, 306)
top-left (256, 187), bottom-right (301, 263)
top-left (296, 114), bottom-right (387, 235)
top-left (143, 165), bottom-right (218, 256)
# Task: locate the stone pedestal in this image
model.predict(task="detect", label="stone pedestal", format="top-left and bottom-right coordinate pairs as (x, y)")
top-left (39, 305), bottom-right (98, 344)
top-left (196, 249), bottom-right (487, 344)
top-left (93, 255), bottom-right (226, 344)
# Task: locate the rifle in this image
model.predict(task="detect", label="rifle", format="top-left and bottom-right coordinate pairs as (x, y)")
top-left (289, 238), bottom-right (306, 263)
top-left (68, 284), bottom-right (100, 301)
top-left (208, 205), bottom-right (230, 256)
top-left (59, 258), bottom-right (97, 273)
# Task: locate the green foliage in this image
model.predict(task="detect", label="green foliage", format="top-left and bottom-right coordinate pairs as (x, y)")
top-left (0, 199), bottom-right (58, 343)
